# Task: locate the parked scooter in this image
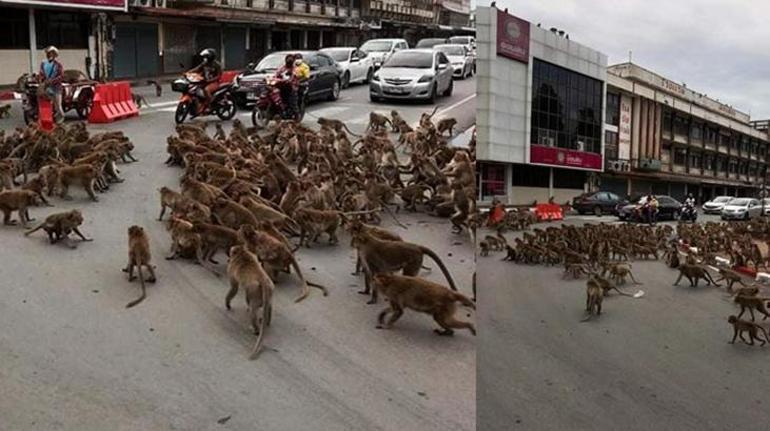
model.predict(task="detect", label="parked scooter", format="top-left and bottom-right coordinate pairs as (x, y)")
top-left (172, 72), bottom-right (236, 124)
top-left (250, 74), bottom-right (309, 129)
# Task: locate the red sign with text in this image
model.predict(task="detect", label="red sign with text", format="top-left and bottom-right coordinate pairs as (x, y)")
top-left (496, 9), bottom-right (530, 63)
top-left (1, 0), bottom-right (126, 11)
top-left (530, 145), bottom-right (603, 170)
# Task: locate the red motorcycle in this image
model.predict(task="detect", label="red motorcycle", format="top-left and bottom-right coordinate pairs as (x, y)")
top-left (172, 72), bottom-right (236, 124)
top-left (250, 74), bottom-right (308, 129)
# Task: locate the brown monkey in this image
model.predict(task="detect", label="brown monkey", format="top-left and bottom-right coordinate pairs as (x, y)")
top-left (715, 268), bottom-right (749, 292)
top-left (57, 164), bottom-right (100, 202)
top-left (563, 263), bottom-right (591, 279)
top-left (158, 186), bottom-right (188, 221)
top-left (673, 264), bottom-right (719, 287)
top-left (279, 181), bottom-right (303, 215)
top-left (0, 104), bottom-right (10, 118)
top-left (479, 240), bottom-right (490, 257)
top-left (608, 264), bottom-right (642, 285)
top-left (293, 207), bottom-right (342, 248)
top-left (372, 273), bottom-right (475, 336)
top-left (21, 175), bottom-right (52, 206)
top-left (317, 117), bottom-right (359, 136)
top-left (352, 230), bottom-right (458, 304)
top-left (582, 276), bottom-right (604, 321)
top-left (0, 189), bottom-right (41, 227)
top-left (191, 222), bottom-right (240, 267)
top-left (164, 217), bottom-right (208, 269)
top-left (390, 110), bottom-right (410, 133)
top-left (367, 112), bottom-right (391, 132)
top-left (237, 225), bottom-right (328, 302)
top-left (210, 197), bottom-right (259, 230)
top-left (122, 225), bottom-right (157, 308)
top-left (226, 245), bottom-right (274, 360)
top-left (734, 295), bottom-right (770, 321)
top-left (436, 117), bottom-right (457, 136)
top-left (728, 315), bottom-right (770, 346)
top-left (24, 209), bottom-right (91, 248)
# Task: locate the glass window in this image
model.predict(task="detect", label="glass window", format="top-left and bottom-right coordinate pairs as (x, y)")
top-left (0, 7), bottom-right (29, 49)
top-left (480, 163), bottom-right (506, 198)
top-left (674, 148), bottom-right (687, 165)
top-left (530, 59), bottom-right (602, 154)
top-left (35, 11), bottom-right (88, 49)
top-left (512, 164), bottom-right (550, 188)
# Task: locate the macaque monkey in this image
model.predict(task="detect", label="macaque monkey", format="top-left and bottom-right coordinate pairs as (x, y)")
top-left (479, 240), bottom-right (490, 257)
top-left (317, 117), bottom-right (359, 136)
top-left (436, 117), bottom-right (457, 136)
top-left (164, 217), bottom-right (208, 268)
top-left (582, 276), bottom-right (604, 321)
top-left (715, 268), bottom-right (749, 293)
top-left (734, 294), bottom-right (770, 321)
top-left (673, 263), bottom-right (719, 287)
top-left (21, 175), bottom-right (52, 206)
top-left (563, 263), bottom-right (591, 279)
top-left (57, 164), bottom-right (100, 201)
top-left (293, 207), bottom-right (342, 248)
top-left (226, 245), bottom-right (274, 360)
top-left (390, 110), bottom-right (409, 133)
top-left (352, 230), bottom-right (458, 304)
top-left (728, 315), bottom-right (770, 346)
top-left (372, 273), bottom-right (475, 336)
top-left (24, 209), bottom-right (92, 248)
top-left (608, 264), bottom-right (642, 285)
top-left (0, 189), bottom-right (41, 227)
top-left (191, 222), bottom-right (240, 267)
top-left (122, 225), bottom-right (157, 308)
top-left (367, 112), bottom-right (391, 132)
top-left (0, 104), bottom-right (10, 118)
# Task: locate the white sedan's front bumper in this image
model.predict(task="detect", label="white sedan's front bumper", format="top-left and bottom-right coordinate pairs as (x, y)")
top-left (370, 79), bottom-right (433, 100)
top-left (721, 211), bottom-right (748, 220)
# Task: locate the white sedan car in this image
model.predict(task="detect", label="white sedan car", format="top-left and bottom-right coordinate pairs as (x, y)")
top-left (433, 44), bottom-right (474, 79)
top-left (320, 47), bottom-right (374, 88)
top-left (721, 198), bottom-right (763, 220)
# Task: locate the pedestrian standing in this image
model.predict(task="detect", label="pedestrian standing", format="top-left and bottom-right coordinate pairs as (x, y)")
top-left (39, 46), bottom-right (65, 123)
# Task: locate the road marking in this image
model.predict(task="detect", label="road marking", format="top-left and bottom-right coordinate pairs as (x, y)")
top-left (145, 100), bottom-right (178, 109)
top-left (437, 93), bottom-right (476, 118)
top-left (309, 106), bottom-right (349, 117)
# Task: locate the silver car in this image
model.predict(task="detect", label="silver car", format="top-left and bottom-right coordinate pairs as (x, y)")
top-left (320, 47), bottom-right (374, 88)
top-left (433, 44), bottom-right (475, 79)
top-left (369, 49), bottom-right (454, 103)
top-left (360, 38), bottom-right (409, 69)
top-left (720, 198), bottom-right (762, 220)
top-left (702, 196), bottom-right (734, 214)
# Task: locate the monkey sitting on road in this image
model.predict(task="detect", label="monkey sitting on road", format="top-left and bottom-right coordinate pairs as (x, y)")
top-left (372, 273), bottom-right (475, 336)
top-left (24, 209), bottom-right (92, 248)
top-left (582, 275), bottom-right (604, 321)
top-left (122, 225), bottom-right (157, 308)
top-left (226, 245), bottom-right (274, 360)
top-left (728, 315), bottom-right (770, 346)
top-left (0, 189), bottom-right (41, 227)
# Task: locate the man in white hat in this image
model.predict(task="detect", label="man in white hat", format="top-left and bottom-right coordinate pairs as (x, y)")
top-left (39, 46), bottom-right (65, 123)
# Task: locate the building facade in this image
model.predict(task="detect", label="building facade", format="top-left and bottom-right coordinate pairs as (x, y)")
top-left (475, 6), bottom-right (608, 205)
top-left (602, 63), bottom-right (770, 202)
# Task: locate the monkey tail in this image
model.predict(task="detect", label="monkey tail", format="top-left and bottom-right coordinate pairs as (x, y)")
top-left (290, 257), bottom-right (310, 303)
top-left (126, 265), bottom-right (147, 308)
top-left (628, 272), bottom-right (643, 285)
top-left (24, 222), bottom-right (45, 236)
top-left (427, 105), bottom-right (439, 119)
top-left (705, 270), bottom-right (721, 287)
top-left (249, 284), bottom-right (270, 360)
top-left (343, 123), bottom-right (362, 138)
top-left (307, 281), bottom-right (329, 296)
top-left (420, 246), bottom-right (458, 292)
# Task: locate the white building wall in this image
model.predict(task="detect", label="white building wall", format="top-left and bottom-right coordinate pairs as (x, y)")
top-left (0, 49), bottom-right (88, 86)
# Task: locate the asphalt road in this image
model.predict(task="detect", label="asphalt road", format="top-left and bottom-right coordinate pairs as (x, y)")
top-left (0, 78), bottom-right (476, 430)
top-left (477, 214), bottom-right (770, 431)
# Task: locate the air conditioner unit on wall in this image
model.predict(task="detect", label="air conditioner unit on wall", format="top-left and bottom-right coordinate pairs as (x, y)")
top-left (539, 136), bottom-right (555, 147)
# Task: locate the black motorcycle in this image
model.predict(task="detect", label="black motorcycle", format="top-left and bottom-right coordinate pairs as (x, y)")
top-left (680, 204), bottom-right (697, 222)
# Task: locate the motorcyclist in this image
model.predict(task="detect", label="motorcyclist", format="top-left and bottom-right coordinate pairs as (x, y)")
top-left (685, 193), bottom-right (695, 207)
top-left (648, 195), bottom-right (659, 225)
top-left (188, 48), bottom-right (222, 113)
top-left (272, 54), bottom-right (299, 118)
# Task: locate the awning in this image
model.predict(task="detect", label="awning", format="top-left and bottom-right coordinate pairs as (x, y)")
top-left (131, 6), bottom-right (360, 28)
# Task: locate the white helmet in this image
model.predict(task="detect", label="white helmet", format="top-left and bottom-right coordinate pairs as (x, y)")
top-left (44, 46), bottom-right (59, 56)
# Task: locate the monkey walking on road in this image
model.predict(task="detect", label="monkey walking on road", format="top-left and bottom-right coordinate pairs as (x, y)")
top-left (123, 225), bottom-right (157, 308)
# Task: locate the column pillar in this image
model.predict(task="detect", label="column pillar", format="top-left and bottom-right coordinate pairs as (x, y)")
top-left (548, 167), bottom-right (554, 200)
top-left (302, 30), bottom-right (308, 49)
top-left (28, 8), bottom-right (37, 74)
top-left (632, 96), bottom-right (641, 166)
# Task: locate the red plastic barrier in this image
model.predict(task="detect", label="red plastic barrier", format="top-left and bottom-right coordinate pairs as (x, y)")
top-left (220, 70), bottom-right (239, 84)
top-left (38, 97), bottom-right (54, 131)
top-left (534, 203), bottom-right (564, 221)
top-left (734, 266), bottom-right (758, 278)
top-left (88, 81), bottom-right (139, 124)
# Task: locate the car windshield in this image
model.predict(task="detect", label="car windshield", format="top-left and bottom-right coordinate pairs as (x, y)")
top-left (384, 51), bottom-right (433, 68)
top-left (449, 36), bottom-right (471, 44)
top-left (713, 196), bottom-right (732, 203)
top-left (730, 198), bottom-right (751, 206)
top-left (361, 41), bottom-right (393, 52)
top-left (254, 54), bottom-right (286, 73)
top-left (416, 39), bottom-right (445, 48)
top-left (435, 45), bottom-right (465, 56)
top-left (322, 49), bottom-right (350, 62)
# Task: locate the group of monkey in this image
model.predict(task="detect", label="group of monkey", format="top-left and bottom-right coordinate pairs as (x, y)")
top-left (149, 109), bottom-right (476, 358)
top-left (485, 218), bottom-right (770, 345)
top-left (0, 122), bottom-right (136, 248)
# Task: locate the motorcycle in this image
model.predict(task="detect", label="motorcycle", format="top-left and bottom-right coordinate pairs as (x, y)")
top-left (680, 204), bottom-right (697, 222)
top-left (172, 72), bottom-right (236, 124)
top-left (19, 73), bottom-right (95, 125)
top-left (250, 74), bottom-right (308, 129)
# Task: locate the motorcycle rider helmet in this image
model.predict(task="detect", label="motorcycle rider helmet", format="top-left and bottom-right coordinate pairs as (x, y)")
top-left (284, 54), bottom-right (295, 66)
top-left (199, 48), bottom-right (218, 63)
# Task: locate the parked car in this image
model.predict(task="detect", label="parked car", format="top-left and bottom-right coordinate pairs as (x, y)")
top-left (232, 50), bottom-right (342, 108)
top-left (319, 47), bottom-right (374, 88)
top-left (360, 38), bottom-right (409, 69)
top-left (617, 195), bottom-right (683, 222)
top-left (369, 49), bottom-right (454, 103)
top-left (572, 191), bottom-right (627, 216)
top-left (721, 198), bottom-right (763, 220)
top-left (763, 198), bottom-right (770, 215)
top-left (448, 35), bottom-right (476, 53)
top-left (702, 196), bottom-right (734, 214)
top-left (433, 44), bottom-right (475, 79)
top-left (415, 38), bottom-right (448, 48)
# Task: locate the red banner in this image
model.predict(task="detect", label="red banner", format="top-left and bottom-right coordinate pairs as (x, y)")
top-left (530, 145), bottom-right (603, 170)
top-left (0, 0), bottom-right (127, 11)
top-left (496, 9), bottom-right (529, 63)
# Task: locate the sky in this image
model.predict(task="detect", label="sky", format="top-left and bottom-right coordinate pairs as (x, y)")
top-left (474, 0), bottom-right (770, 120)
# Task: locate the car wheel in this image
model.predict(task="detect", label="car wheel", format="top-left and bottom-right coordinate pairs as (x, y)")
top-left (329, 80), bottom-right (340, 101)
top-left (364, 68), bottom-right (373, 84)
top-left (342, 71), bottom-right (350, 89)
top-left (444, 79), bottom-right (453, 97)
top-left (370, 93), bottom-right (380, 103)
top-left (593, 206), bottom-right (602, 216)
top-left (428, 83), bottom-right (437, 104)
top-left (576, 209), bottom-right (585, 215)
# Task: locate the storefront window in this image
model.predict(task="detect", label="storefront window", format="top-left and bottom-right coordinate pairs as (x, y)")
top-left (530, 59), bottom-right (602, 154)
top-left (36, 11), bottom-right (89, 50)
top-left (673, 148), bottom-right (687, 165)
top-left (605, 92), bottom-right (620, 126)
top-left (0, 7), bottom-right (29, 49)
top-left (480, 163), bottom-right (507, 199)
